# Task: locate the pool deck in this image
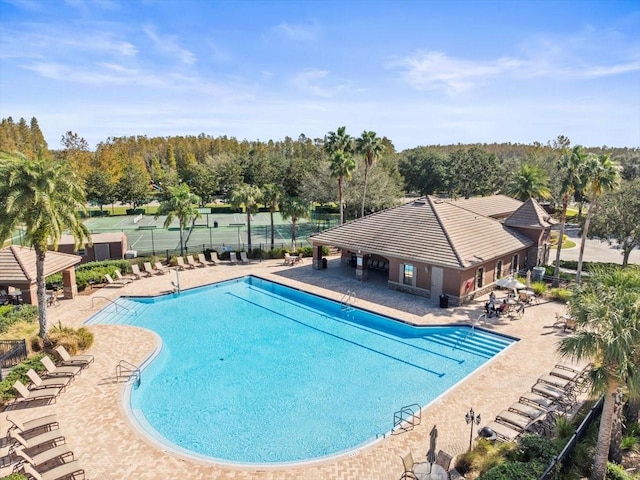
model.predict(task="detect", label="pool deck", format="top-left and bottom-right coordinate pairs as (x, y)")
top-left (1, 256), bottom-right (582, 479)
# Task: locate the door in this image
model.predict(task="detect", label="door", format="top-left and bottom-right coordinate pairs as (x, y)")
top-left (431, 267), bottom-right (443, 299)
top-left (95, 243), bottom-right (110, 261)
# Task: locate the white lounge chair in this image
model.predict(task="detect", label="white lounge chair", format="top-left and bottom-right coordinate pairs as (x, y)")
top-left (198, 253), bottom-right (214, 267)
top-left (239, 251), bottom-right (251, 264)
top-left (131, 264), bottom-right (149, 279)
top-left (176, 256), bottom-right (193, 270)
top-left (210, 251), bottom-right (220, 265)
top-left (54, 345), bottom-right (94, 368)
top-left (104, 274), bottom-right (127, 287)
top-left (228, 252), bottom-right (239, 265)
top-left (13, 380), bottom-right (60, 404)
top-left (7, 413), bottom-right (59, 434)
top-left (153, 261), bottom-right (169, 275)
top-left (15, 444), bottom-right (74, 472)
top-left (41, 356), bottom-right (81, 378)
top-left (114, 269), bottom-right (134, 283)
top-left (23, 461), bottom-right (85, 480)
top-left (142, 262), bottom-right (158, 276)
top-left (10, 427), bottom-right (65, 451)
top-left (187, 255), bottom-right (202, 268)
top-left (27, 369), bottom-right (71, 391)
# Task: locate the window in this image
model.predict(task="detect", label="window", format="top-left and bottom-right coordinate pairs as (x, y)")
top-left (476, 267), bottom-right (484, 288)
top-left (495, 260), bottom-right (503, 280)
top-left (77, 248), bottom-right (86, 256)
top-left (512, 254), bottom-right (520, 274)
top-left (403, 264), bottom-right (414, 286)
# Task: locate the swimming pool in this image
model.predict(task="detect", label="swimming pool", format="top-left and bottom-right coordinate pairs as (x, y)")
top-left (86, 276), bottom-right (515, 464)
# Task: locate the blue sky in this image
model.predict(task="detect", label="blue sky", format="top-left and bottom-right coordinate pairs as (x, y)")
top-left (1, 0), bottom-right (638, 151)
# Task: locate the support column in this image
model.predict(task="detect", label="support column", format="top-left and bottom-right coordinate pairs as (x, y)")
top-left (62, 267), bottom-right (78, 299)
top-left (312, 245), bottom-right (323, 270)
top-left (355, 253), bottom-right (368, 281)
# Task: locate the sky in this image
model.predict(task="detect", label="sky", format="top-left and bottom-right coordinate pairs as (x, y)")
top-left (0, 0), bottom-right (639, 152)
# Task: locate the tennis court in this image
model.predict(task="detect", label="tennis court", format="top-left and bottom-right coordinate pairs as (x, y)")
top-left (82, 211), bottom-right (337, 257)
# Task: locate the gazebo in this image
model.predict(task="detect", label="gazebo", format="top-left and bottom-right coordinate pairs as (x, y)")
top-left (0, 246), bottom-right (82, 305)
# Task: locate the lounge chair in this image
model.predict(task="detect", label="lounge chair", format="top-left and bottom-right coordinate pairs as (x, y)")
top-left (10, 428), bottom-right (65, 451)
top-left (15, 444), bottom-right (74, 472)
top-left (283, 253), bottom-right (293, 266)
top-left (114, 270), bottom-right (134, 284)
top-left (153, 261), bottom-right (169, 275)
top-left (436, 450), bottom-right (453, 480)
top-left (210, 251), bottom-right (220, 265)
top-left (176, 256), bottom-right (193, 270)
top-left (41, 356), bottom-right (81, 378)
top-left (142, 262), bottom-right (158, 276)
top-left (187, 255), bottom-right (202, 268)
top-left (496, 409), bottom-right (544, 431)
top-left (54, 345), bottom-right (94, 368)
top-left (13, 380), bottom-right (60, 404)
top-left (239, 251), bottom-right (251, 264)
top-left (519, 391), bottom-right (557, 410)
top-left (7, 413), bottom-right (59, 435)
top-left (483, 420), bottom-right (523, 443)
top-left (23, 461), bottom-right (85, 480)
top-left (131, 264), bottom-right (149, 279)
top-left (27, 369), bottom-right (71, 391)
top-left (538, 374), bottom-right (573, 390)
top-left (103, 274), bottom-right (127, 287)
top-left (198, 253), bottom-right (213, 266)
top-left (400, 450), bottom-right (430, 479)
top-left (228, 252), bottom-right (239, 265)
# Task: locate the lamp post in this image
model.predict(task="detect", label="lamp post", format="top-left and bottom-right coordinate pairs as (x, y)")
top-left (465, 408), bottom-right (481, 452)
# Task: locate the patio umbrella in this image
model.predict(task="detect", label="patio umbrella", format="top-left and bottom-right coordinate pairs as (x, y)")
top-left (526, 270), bottom-right (531, 289)
top-left (495, 276), bottom-right (526, 290)
top-left (427, 424), bottom-right (438, 472)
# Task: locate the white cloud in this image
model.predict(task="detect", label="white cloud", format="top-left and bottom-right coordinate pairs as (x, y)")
top-left (272, 21), bottom-right (319, 41)
top-left (290, 69), bottom-right (348, 98)
top-left (143, 25), bottom-right (197, 64)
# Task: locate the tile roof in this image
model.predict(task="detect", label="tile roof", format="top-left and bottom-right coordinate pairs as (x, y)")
top-left (447, 194), bottom-right (524, 219)
top-left (310, 196), bottom-right (533, 269)
top-left (504, 198), bottom-right (559, 229)
top-left (0, 246), bottom-right (82, 284)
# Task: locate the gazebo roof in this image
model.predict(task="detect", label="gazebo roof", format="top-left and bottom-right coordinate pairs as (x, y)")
top-left (0, 246), bottom-right (82, 285)
top-left (504, 198), bottom-right (558, 229)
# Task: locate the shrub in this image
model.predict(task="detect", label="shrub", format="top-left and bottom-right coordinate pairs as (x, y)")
top-left (606, 462), bottom-right (634, 480)
top-left (0, 353), bottom-right (46, 404)
top-left (553, 416), bottom-right (576, 441)
top-left (454, 450), bottom-right (474, 474)
top-left (531, 281), bottom-right (548, 296)
top-left (45, 324), bottom-right (94, 354)
top-left (0, 305), bottom-right (38, 334)
top-left (516, 435), bottom-right (560, 465)
top-left (1, 473), bottom-right (28, 480)
top-left (621, 433), bottom-right (639, 452)
top-left (549, 288), bottom-right (572, 302)
top-left (478, 461), bottom-right (540, 480)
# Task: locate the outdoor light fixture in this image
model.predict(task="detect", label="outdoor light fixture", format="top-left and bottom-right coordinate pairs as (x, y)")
top-left (465, 408), bottom-right (481, 451)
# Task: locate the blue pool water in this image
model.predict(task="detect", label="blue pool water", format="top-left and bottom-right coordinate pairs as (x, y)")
top-left (86, 276), bottom-right (515, 464)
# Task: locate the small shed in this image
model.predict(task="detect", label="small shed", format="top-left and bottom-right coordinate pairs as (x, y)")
top-left (0, 246), bottom-right (82, 304)
top-left (57, 232), bottom-right (128, 264)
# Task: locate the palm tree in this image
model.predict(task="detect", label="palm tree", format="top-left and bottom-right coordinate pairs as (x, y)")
top-left (261, 183), bottom-right (283, 251)
top-left (325, 126), bottom-right (355, 225)
top-left (558, 266), bottom-right (640, 479)
top-left (506, 164), bottom-right (551, 201)
top-left (575, 154), bottom-right (618, 283)
top-left (552, 146), bottom-right (588, 287)
top-left (279, 196), bottom-right (311, 250)
top-left (230, 183), bottom-right (262, 252)
top-left (155, 183), bottom-right (201, 256)
top-left (355, 131), bottom-right (384, 217)
top-left (0, 152), bottom-right (90, 339)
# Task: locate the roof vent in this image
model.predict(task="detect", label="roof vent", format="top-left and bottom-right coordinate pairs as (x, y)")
top-left (413, 201), bottom-right (425, 206)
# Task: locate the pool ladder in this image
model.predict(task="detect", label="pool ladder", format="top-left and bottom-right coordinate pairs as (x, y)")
top-left (116, 359), bottom-right (141, 388)
top-left (341, 290), bottom-right (357, 311)
top-left (391, 403), bottom-right (422, 434)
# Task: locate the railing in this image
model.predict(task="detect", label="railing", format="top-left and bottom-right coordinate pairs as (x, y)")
top-left (0, 340), bottom-right (27, 380)
top-left (115, 359), bottom-right (141, 387)
top-left (539, 395), bottom-right (605, 479)
top-left (92, 296), bottom-right (130, 312)
top-left (392, 403), bottom-right (422, 434)
top-left (340, 290), bottom-right (357, 311)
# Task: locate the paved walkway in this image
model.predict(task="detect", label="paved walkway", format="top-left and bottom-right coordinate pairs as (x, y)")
top-left (1, 258), bottom-right (581, 479)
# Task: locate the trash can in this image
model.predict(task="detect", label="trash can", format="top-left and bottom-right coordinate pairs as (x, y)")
top-left (439, 294), bottom-right (449, 308)
top-left (532, 266), bottom-right (545, 281)
top-left (322, 258), bottom-right (328, 269)
top-left (213, 220), bottom-right (218, 228)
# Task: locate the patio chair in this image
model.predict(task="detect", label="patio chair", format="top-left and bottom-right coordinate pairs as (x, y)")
top-left (496, 409), bottom-right (545, 431)
top-left (187, 255), bottom-right (202, 268)
top-left (103, 274), bottom-right (127, 288)
top-left (41, 356), bottom-right (81, 378)
top-left (27, 369), bottom-right (71, 391)
top-left (6, 413), bottom-right (59, 435)
top-left (293, 253), bottom-right (303, 264)
top-left (10, 428), bottom-right (65, 452)
top-left (228, 252), bottom-right (239, 265)
top-left (210, 251), bottom-right (220, 265)
top-left (54, 345), bottom-right (94, 368)
top-left (15, 444), bottom-right (74, 472)
top-left (484, 420), bottom-right (524, 443)
top-left (176, 256), bottom-right (193, 270)
top-left (538, 374), bottom-right (573, 390)
top-left (131, 264), bottom-right (147, 279)
top-left (198, 253), bottom-right (214, 267)
top-left (400, 450), bottom-right (430, 480)
top-left (153, 261), bottom-right (169, 275)
top-left (114, 270), bottom-right (134, 284)
top-left (141, 262), bottom-right (158, 276)
top-left (22, 461), bottom-right (85, 480)
top-left (12, 380), bottom-right (60, 404)
top-left (507, 401), bottom-right (547, 419)
top-left (239, 251), bottom-right (251, 264)
top-left (435, 450), bottom-right (453, 480)
top-left (45, 290), bottom-right (59, 307)
top-left (283, 253), bottom-right (292, 266)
